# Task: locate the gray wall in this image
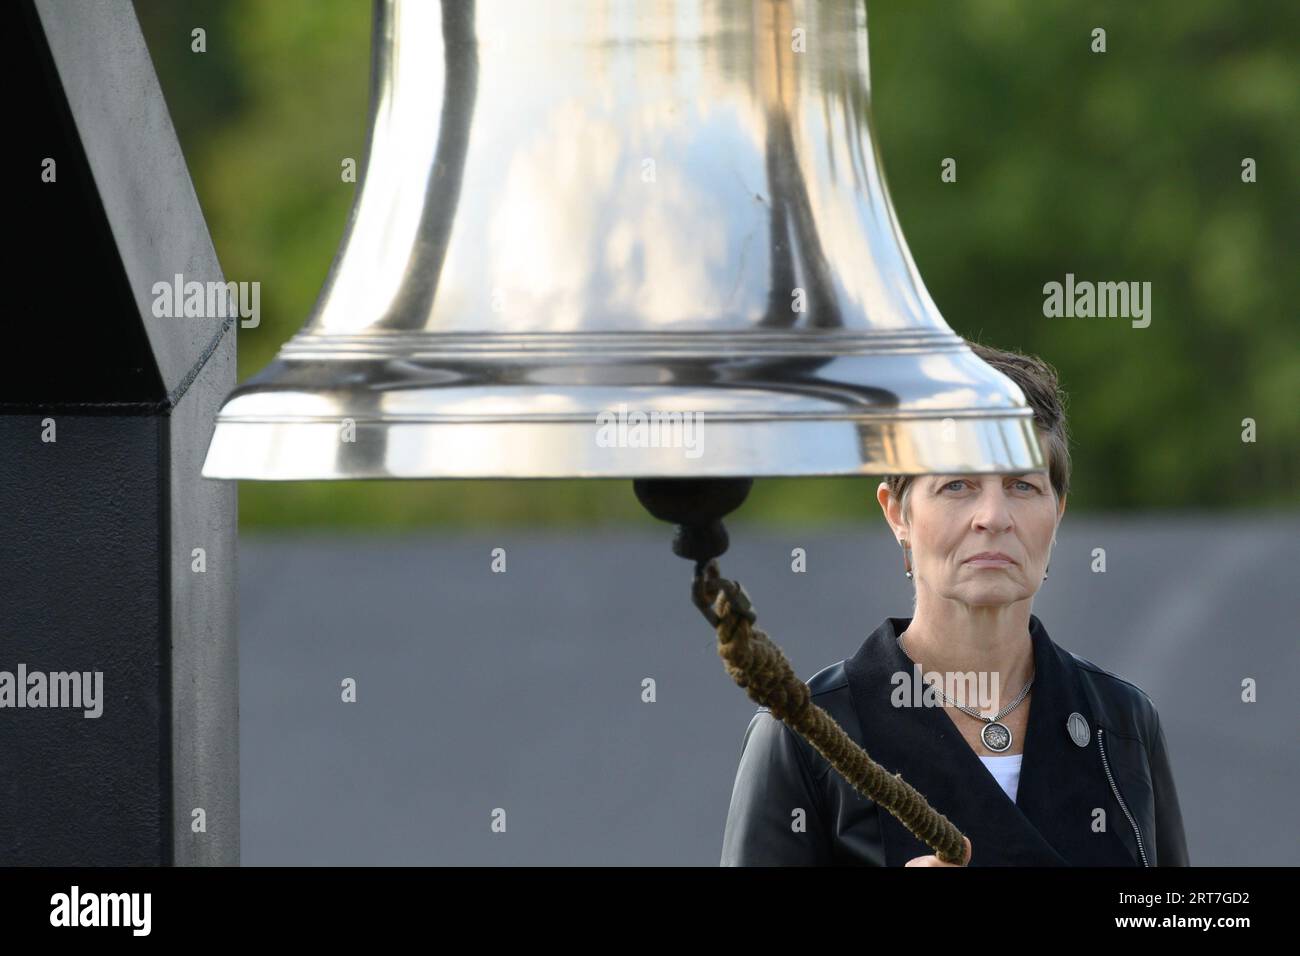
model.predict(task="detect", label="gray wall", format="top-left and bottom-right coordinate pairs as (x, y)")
top-left (237, 517), bottom-right (1299, 865)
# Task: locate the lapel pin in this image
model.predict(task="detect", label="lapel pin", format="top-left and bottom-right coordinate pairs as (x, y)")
top-left (1067, 712), bottom-right (1091, 747)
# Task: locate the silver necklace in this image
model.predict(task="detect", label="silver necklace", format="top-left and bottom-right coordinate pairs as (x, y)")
top-left (897, 633), bottom-right (1035, 753)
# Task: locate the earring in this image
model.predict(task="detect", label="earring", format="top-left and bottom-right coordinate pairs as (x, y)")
top-left (1043, 563), bottom-right (1050, 581)
top-left (901, 539), bottom-right (913, 579)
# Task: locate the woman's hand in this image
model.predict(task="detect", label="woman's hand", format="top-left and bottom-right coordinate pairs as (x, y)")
top-left (905, 835), bottom-right (972, 867)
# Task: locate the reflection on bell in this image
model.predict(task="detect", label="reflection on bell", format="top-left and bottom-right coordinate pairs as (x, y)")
top-left (202, 0), bottom-right (1043, 481)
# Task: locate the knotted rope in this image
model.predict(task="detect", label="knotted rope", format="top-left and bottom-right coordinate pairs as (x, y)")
top-left (695, 557), bottom-right (969, 866)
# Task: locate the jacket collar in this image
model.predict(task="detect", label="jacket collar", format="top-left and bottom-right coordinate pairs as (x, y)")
top-left (842, 614), bottom-right (1138, 866)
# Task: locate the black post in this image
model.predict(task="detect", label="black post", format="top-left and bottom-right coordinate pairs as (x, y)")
top-left (0, 0), bottom-right (237, 865)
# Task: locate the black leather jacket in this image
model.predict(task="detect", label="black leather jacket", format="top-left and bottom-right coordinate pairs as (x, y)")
top-left (720, 615), bottom-right (1190, 866)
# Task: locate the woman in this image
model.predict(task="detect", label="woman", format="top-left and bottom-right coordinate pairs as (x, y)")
top-left (719, 342), bottom-right (1189, 867)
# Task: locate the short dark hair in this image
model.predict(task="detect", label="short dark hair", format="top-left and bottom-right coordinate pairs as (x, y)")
top-left (883, 341), bottom-right (1072, 521)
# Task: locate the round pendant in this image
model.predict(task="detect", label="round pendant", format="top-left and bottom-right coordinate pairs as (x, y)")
top-left (982, 721), bottom-right (1012, 752)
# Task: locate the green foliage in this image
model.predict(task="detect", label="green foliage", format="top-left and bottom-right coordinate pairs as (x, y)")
top-left (867, 0), bottom-right (1299, 513)
top-left (135, 0), bottom-right (1299, 528)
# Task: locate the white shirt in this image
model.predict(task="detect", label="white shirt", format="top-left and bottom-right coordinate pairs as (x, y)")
top-left (978, 753), bottom-right (1024, 803)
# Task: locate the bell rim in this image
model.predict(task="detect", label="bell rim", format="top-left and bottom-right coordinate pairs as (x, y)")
top-left (201, 411), bottom-right (1042, 481)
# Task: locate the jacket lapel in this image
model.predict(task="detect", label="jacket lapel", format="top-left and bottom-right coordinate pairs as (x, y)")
top-left (842, 615), bottom-right (1138, 866)
top-left (1015, 614), bottom-right (1141, 865)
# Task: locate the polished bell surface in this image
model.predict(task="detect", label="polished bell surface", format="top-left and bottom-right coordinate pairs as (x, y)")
top-left (202, 0), bottom-right (1042, 480)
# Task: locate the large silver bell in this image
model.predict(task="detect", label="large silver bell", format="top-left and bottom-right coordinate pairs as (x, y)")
top-left (202, 0), bottom-right (1043, 481)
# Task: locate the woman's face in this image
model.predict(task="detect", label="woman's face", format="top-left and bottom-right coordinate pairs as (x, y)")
top-left (877, 463), bottom-right (1066, 608)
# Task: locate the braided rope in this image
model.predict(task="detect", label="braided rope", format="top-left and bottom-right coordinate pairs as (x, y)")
top-left (697, 558), bottom-right (969, 866)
